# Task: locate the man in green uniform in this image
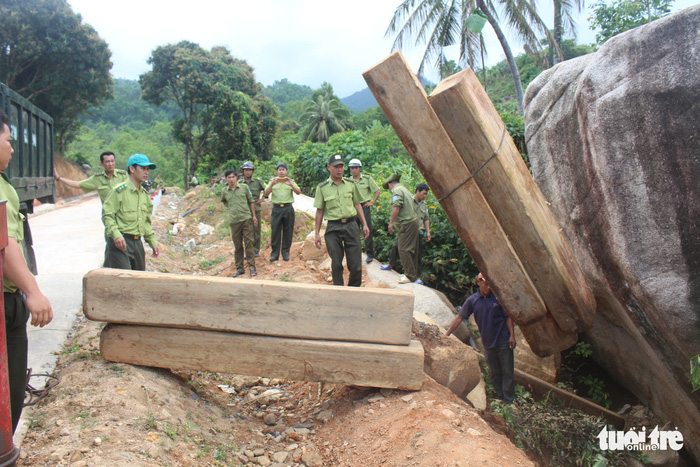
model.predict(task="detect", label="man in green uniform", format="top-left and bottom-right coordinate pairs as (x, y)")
top-left (239, 161), bottom-right (266, 257)
top-left (348, 158), bottom-right (380, 264)
top-left (54, 151), bottom-right (129, 203)
top-left (384, 174), bottom-right (421, 284)
top-left (314, 154), bottom-right (370, 287)
top-left (102, 154), bottom-right (160, 270)
top-left (222, 169), bottom-right (257, 277)
top-left (0, 110), bottom-right (53, 433)
top-left (54, 151), bottom-right (130, 266)
top-left (264, 162), bottom-right (300, 262)
top-left (413, 183), bottom-right (431, 275)
top-left (382, 183), bottom-right (432, 278)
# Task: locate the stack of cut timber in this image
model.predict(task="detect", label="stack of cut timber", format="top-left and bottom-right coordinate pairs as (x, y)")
top-left (84, 268), bottom-right (424, 390)
top-left (363, 52), bottom-right (596, 356)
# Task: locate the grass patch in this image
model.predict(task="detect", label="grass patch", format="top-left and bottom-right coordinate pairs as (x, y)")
top-left (59, 342), bottom-right (81, 354)
top-left (28, 409), bottom-right (49, 429)
top-left (199, 256), bottom-right (226, 269)
top-left (491, 388), bottom-right (646, 466)
top-left (142, 411), bottom-right (158, 431)
top-left (107, 364), bottom-right (127, 377)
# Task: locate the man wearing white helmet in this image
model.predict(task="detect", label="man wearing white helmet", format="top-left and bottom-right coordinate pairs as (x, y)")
top-left (348, 158), bottom-right (380, 263)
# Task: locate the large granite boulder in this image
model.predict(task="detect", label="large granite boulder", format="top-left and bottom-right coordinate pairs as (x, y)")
top-left (524, 6), bottom-right (700, 462)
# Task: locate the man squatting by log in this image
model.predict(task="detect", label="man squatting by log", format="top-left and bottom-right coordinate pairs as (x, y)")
top-left (384, 174), bottom-right (422, 284)
top-left (347, 158), bottom-right (380, 264)
top-left (102, 154), bottom-right (160, 270)
top-left (0, 109), bottom-right (53, 433)
top-left (446, 272), bottom-right (516, 403)
top-left (314, 154), bottom-right (370, 287)
top-left (264, 162), bottom-right (301, 262)
top-left (54, 151), bottom-right (129, 266)
top-left (221, 169), bottom-right (258, 277)
top-left (238, 161), bottom-right (266, 257)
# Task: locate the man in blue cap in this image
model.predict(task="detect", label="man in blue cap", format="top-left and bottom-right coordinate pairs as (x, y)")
top-left (102, 154), bottom-right (160, 270)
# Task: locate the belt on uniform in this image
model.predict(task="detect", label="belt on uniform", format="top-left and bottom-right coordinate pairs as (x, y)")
top-left (122, 234), bottom-right (141, 240)
top-left (273, 203), bottom-right (291, 208)
top-left (328, 216), bottom-right (357, 224)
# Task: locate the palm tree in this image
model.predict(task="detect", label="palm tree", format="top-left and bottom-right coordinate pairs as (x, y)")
top-left (386, 0), bottom-right (557, 115)
top-left (301, 95), bottom-right (350, 143)
top-left (552, 0), bottom-right (584, 65)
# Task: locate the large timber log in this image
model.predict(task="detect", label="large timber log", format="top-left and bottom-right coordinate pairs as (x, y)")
top-left (100, 324), bottom-right (425, 390)
top-left (429, 70), bottom-right (596, 334)
top-left (84, 268), bottom-right (414, 345)
top-left (363, 52), bottom-right (574, 356)
top-left (363, 52), bottom-right (545, 326)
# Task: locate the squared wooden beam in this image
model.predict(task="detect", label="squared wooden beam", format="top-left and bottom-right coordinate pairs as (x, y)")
top-left (430, 69), bottom-right (596, 334)
top-left (363, 52), bottom-right (577, 356)
top-left (100, 324), bottom-right (425, 390)
top-left (84, 268), bottom-right (415, 345)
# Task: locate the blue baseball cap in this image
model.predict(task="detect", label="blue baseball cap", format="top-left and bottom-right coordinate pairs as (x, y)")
top-left (127, 154), bottom-right (157, 169)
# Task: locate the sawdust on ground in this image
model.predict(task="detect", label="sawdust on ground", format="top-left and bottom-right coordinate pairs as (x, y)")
top-left (18, 184), bottom-right (535, 466)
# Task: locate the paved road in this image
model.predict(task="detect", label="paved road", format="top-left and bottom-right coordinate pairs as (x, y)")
top-left (14, 194), bottom-right (104, 444)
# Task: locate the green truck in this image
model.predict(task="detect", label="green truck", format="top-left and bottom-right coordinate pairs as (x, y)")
top-left (0, 82), bottom-right (56, 273)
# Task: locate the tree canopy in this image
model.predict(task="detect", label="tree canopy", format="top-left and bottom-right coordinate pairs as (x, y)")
top-left (386, 0), bottom-right (557, 114)
top-left (263, 79), bottom-right (313, 109)
top-left (589, 0), bottom-right (674, 44)
top-left (140, 41), bottom-right (277, 187)
top-left (82, 79), bottom-right (180, 129)
top-left (0, 0), bottom-right (113, 152)
top-left (301, 94), bottom-right (351, 143)
top-left (299, 82), bottom-right (351, 143)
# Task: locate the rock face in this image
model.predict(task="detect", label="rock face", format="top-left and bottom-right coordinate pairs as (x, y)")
top-left (524, 6), bottom-right (700, 462)
top-left (412, 321), bottom-right (482, 400)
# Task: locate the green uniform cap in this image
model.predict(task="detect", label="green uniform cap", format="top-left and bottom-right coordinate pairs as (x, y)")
top-left (382, 173), bottom-right (401, 190)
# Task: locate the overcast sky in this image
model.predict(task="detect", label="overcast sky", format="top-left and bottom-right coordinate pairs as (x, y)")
top-left (68, 0), bottom-right (696, 98)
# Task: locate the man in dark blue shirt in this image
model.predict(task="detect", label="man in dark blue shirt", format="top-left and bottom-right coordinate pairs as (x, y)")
top-left (446, 272), bottom-right (516, 403)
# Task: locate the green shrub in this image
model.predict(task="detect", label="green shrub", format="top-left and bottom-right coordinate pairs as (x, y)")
top-left (491, 392), bottom-right (633, 466)
top-left (559, 342), bottom-right (612, 409)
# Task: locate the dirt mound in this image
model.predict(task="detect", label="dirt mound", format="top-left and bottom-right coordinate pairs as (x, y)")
top-left (18, 187), bottom-right (534, 466)
top-left (53, 157), bottom-right (90, 200)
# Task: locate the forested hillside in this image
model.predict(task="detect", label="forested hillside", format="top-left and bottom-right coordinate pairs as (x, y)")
top-left (60, 32), bottom-right (600, 305)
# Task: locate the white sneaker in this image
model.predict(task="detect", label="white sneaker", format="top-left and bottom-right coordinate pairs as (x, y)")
top-left (398, 274), bottom-right (411, 284)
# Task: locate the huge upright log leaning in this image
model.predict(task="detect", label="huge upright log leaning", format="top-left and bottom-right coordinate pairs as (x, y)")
top-left (364, 52), bottom-right (577, 355)
top-left (429, 70), bottom-right (596, 334)
top-left (364, 52), bottom-right (576, 356)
